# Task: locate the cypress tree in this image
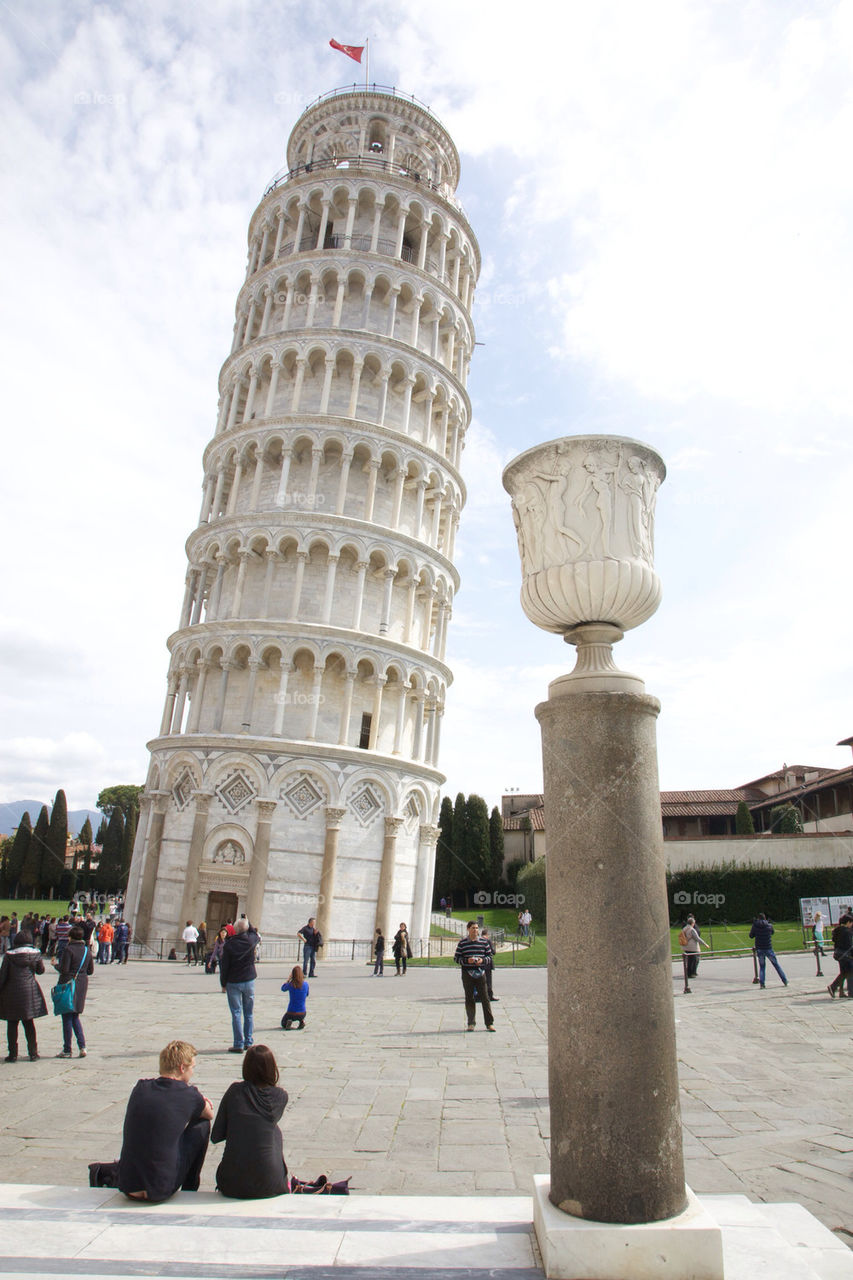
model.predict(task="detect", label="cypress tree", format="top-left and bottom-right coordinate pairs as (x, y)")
top-left (76, 817), bottom-right (93, 872)
top-left (95, 808), bottom-right (125, 892)
top-left (433, 795), bottom-right (454, 907)
top-left (451, 791), bottom-right (468, 901)
top-left (489, 805), bottom-right (505, 886)
top-left (121, 805), bottom-right (137, 889)
top-left (465, 795), bottom-right (491, 891)
top-left (735, 800), bottom-right (755, 835)
top-left (22, 805), bottom-right (50, 894)
top-left (43, 788), bottom-right (68, 898)
top-left (7, 812), bottom-right (32, 895)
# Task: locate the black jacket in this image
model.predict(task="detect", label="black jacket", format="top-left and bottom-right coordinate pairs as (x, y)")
top-left (220, 929), bottom-right (259, 987)
top-left (211, 1081), bottom-right (288, 1198)
top-left (0, 945), bottom-right (48, 1021)
top-left (57, 940), bottom-right (95, 1014)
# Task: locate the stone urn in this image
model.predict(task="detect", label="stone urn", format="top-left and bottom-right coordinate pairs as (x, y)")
top-left (502, 435), bottom-right (665, 691)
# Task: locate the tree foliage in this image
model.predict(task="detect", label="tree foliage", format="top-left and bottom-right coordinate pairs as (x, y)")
top-left (95, 807), bottom-right (125, 892)
top-left (735, 801), bottom-right (755, 835)
top-left (489, 805), bottom-right (505, 884)
top-left (97, 785), bottom-right (143, 821)
top-left (769, 802), bottom-right (804, 834)
top-left (433, 795), bottom-right (454, 907)
top-left (22, 806), bottom-right (50, 892)
top-left (43, 788), bottom-right (68, 895)
top-left (7, 812), bottom-right (32, 893)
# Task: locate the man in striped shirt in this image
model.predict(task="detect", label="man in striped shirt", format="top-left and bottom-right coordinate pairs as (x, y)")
top-left (454, 922), bottom-right (496, 1032)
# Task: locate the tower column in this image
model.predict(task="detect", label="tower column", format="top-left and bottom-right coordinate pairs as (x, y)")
top-left (133, 791), bottom-right (170, 943)
top-left (338, 670), bottom-right (356, 745)
top-left (247, 800), bottom-right (278, 931)
top-left (176, 791), bottom-right (213, 941)
top-left (272, 663), bottom-right (294, 736)
top-left (186, 660), bottom-right (210, 733)
top-left (264, 363), bottom-right (280, 417)
top-left (316, 807), bottom-right (346, 940)
top-left (241, 658), bottom-right (262, 732)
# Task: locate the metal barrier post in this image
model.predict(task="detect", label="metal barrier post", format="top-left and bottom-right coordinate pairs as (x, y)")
top-left (814, 940), bottom-right (824, 977)
top-left (752, 947), bottom-right (759, 984)
top-left (682, 951), bottom-right (691, 994)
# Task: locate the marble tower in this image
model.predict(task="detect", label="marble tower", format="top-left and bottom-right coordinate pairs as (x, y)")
top-left (126, 87), bottom-right (479, 945)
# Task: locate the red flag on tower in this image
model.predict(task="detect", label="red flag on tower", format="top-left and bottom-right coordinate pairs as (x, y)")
top-left (330, 39), bottom-right (364, 64)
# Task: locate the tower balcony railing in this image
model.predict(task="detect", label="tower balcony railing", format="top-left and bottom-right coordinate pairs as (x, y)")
top-left (298, 83), bottom-right (442, 127)
top-left (263, 153), bottom-right (468, 219)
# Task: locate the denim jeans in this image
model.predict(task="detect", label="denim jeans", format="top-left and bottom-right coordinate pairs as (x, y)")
top-left (226, 980), bottom-right (255, 1047)
top-left (61, 1011), bottom-right (85, 1052)
top-left (756, 948), bottom-right (787, 985)
top-left (302, 944), bottom-right (316, 976)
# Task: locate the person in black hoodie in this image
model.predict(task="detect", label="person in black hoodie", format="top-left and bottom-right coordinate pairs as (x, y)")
top-left (211, 1044), bottom-right (288, 1197)
top-left (220, 918), bottom-right (260, 1052)
top-left (0, 930), bottom-right (48, 1061)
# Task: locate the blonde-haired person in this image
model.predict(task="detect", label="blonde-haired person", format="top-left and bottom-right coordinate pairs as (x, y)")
top-left (117, 1040), bottom-right (213, 1202)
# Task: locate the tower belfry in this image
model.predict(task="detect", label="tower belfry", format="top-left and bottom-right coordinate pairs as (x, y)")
top-left (127, 87), bottom-right (480, 945)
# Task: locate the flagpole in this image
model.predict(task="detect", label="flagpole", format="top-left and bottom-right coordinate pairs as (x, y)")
top-left (365, 38), bottom-right (369, 88)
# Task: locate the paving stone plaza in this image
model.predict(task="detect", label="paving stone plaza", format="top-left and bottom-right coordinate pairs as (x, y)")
top-left (1, 949), bottom-right (850, 1250)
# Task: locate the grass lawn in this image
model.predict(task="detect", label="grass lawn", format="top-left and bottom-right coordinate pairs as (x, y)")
top-left (419, 907), bottom-right (546, 967)
top-left (0, 898), bottom-right (67, 919)
top-left (421, 908), bottom-right (815, 967)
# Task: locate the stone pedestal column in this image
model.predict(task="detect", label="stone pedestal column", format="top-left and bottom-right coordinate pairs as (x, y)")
top-left (316, 807), bottom-right (346, 940)
top-left (247, 800), bottom-right (278, 931)
top-left (536, 687), bottom-right (685, 1224)
top-left (503, 435), bottom-right (706, 1252)
top-left (176, 791), bottom-right (213, 940)
top-left (133, 791), bottom-right (171, 943)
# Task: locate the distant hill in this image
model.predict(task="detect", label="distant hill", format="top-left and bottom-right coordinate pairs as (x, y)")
top-left (0, 800), bottom-right (102, 839)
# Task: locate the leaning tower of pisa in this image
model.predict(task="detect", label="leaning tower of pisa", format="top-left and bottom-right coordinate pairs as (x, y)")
top-left (126, 87), bottom-right (479, 947)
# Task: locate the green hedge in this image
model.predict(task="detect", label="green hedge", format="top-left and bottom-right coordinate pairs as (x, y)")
top-left (667, 865), bottom-right (853, 923)
top-left (515, 861), bottom-right (853, 925)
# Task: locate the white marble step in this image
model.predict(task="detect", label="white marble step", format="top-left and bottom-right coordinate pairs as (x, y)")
top-left (0, 1185), bottom-right (849, 1279)
top-left (0, 1184), bottom-right (542, 1279)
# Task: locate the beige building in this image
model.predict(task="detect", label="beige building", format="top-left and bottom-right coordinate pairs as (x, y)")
top-left (126, 87), bottom-right (479, 945)
top-left (501, 736), bottom-right (853, 873)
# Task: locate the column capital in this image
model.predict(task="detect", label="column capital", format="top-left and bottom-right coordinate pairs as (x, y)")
top-left (419, 823), bottom-right (440, 845)
top-left (256, 799), bottom-right (277, 819)
top-left (384, 816), bottom-right (404, 837)
top-left (190, 790), bottom-right (214, 814)
top-left (324, 806), bottom-right (347, 830)
top-left (150, 790), bottom-right (171, 814)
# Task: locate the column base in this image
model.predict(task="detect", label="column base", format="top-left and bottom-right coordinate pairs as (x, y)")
top-left (533, 1175), bottom-right (724, 1280)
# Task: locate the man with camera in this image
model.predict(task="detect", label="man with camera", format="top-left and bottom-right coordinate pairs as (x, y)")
top-left (454, 921), bottom-right (496, 1032)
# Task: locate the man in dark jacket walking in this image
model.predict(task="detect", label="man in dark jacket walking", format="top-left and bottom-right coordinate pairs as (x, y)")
top-left (220, 919), bottom-right (260, 1053)
top-left (749, 913), bottom-right (788, 989)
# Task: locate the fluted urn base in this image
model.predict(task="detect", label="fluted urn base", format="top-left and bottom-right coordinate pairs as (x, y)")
top-left (548, 622), bottom-right (645, 696)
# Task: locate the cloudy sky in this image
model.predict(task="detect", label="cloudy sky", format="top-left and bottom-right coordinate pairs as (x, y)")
top-left (2, 0), bottom-right (852, 821)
